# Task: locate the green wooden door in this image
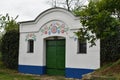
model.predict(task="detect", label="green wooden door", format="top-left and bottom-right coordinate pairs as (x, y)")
top-left (46, 39), bottom-right (65, 76)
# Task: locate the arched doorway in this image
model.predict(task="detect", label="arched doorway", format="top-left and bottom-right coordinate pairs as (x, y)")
top-left (45, 36), bottom-right (65, 76)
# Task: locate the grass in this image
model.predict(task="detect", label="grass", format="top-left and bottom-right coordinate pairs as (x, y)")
top-left (0, 64), bottom-right (75, 80)
top-left (0, 53), bottom-right (76, 80)
top-left (0, 63), bottom-right (75, 80)
top-left (89, 59), bottom-right (120, 80)
top-left (82, 59), bottom-right (120, 80)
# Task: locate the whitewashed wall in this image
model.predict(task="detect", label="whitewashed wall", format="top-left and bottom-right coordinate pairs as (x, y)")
top-left (19, 8), bottom-right (100, 71)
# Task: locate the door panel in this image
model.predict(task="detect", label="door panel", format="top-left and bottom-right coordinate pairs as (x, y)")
top-left (46, 46), bottom-right (56, 68)
top-left (56, 46), bottom-right (65, 69)
top-left (46, 39), bottom-right (65, 76)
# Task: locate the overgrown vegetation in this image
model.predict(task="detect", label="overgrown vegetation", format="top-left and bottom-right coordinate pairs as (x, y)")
top-left (82, 59), bottom-right (120, 80)
top-left (1, 30), bottom-right (19, 69)
top-left (92, 59), bottom-right (120, 80)
top-left (75, 0), bottom-right (120, 65)
top-left (0, 14), bottom-right (19, 31)
top-left (0, 14), bottom-right (19, 69)
top-left (76, 0), bottom-right (120, 46)
top-left (101, 32), bottom-right (120, 64)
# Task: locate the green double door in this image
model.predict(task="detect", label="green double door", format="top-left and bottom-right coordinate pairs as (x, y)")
top-left (46, 39), bottom-right (65, 76)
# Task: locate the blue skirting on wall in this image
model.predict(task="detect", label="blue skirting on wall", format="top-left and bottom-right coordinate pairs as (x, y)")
top-left (19, 65), bottom-right (94, 79)
top-left (65, 68), bottom-right (94, 79)
top-left (18, 65), bottom-right (46, 75)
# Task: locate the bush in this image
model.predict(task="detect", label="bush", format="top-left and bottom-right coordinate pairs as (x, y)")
top-left (1, 30), bottom-right (19, 69)
top-left (0, 52), bottom-right (1, 61)
top-left (101, 29), bottom-right (120, 65)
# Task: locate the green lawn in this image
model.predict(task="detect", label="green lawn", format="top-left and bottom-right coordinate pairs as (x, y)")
top-left (0, 65), bottom-right (72, 80)
top-left (0, 65), bottom-right (73, 80)
top-left (0, 70), bottom-right (73, 80)
top-left (0, 55), bottom-right (75, 80)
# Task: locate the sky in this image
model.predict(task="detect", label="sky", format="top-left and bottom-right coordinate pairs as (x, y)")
top-left (0, 0), bottom-right (88, 22)
top-left (0, 0), bottom-right (51, 22)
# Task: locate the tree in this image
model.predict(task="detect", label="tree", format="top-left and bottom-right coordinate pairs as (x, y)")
top-left (75, 0), bottom-right (120, 64)
top-left (1, 30), bottom-right (19, 69)
top-left (0, 14), bottom-right (18, 32)
top-left (0, 14), bottom-right (19, 69)
top-left (75, 0), bottom-right (120, 46)
top-left (47, 0), bottom-right (87, 11)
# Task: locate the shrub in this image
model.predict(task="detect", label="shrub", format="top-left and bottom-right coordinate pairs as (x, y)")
top-left (101, 29), bottom-right (120, 65)
top-left (1, 30), bottom-right (19, 69)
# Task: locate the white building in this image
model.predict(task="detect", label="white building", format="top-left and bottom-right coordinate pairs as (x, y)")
top-left (19, 7), bottom-right (100, 79)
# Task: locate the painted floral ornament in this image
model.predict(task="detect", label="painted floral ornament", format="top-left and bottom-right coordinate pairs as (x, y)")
top-left (40, 21), bottom-right (69, 35)
top-left (51, 26), bottom-right (57, 33)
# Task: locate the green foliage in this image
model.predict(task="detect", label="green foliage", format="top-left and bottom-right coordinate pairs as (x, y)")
top-left (101, 30), bottom-right (120, 64)
top-left (76, 0), bottom-right (120, 46)
top-left (0, 14), bottom-right (19, 69)
top-left (75, 0), bottom-right (120, 64)
top-left (1, 30), bottom-right (19, 69)
top-left (0, 52), bottom-right (1, 61)
top-left (0, 14), bottom-right (19, 32)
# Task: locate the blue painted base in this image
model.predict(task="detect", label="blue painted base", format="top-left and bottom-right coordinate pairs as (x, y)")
top-left (66, 68), bottom-right (94, 79)
top-left (18, 65), bottom-right (94, 79)
top-left (18, 65), bottom-right (46, 75)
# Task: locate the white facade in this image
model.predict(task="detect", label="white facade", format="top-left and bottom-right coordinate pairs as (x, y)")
top-left (19, 8), bottom-right (100, 78)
